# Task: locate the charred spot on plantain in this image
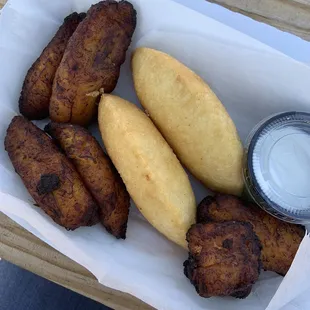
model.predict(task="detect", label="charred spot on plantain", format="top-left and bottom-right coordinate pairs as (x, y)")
top-left (72, 64), bottom-right (79, 71)
top-left (78, 13), bottom-right (87, 21)
top-left (230, 286), bottom-right (252, 299)
top-left (222, 239), bottom-right (233, 249)
top-left (36, 173), bottom-right (60, 195)
top-left (56, 82), bottom-right (65, 93)
top-left (117, 222), bottom-right (128, 240)
top-left (64, 12), bottom-right (86, 23)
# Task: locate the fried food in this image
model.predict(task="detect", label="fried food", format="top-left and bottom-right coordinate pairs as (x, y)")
top-left (49, 0), bottom-right (137, 126)
top-left (98, 95), bottom-right (196, 248)
top-left (132, 47), bottom-right (243, 195)
top-left (4, 116), bottom-right (98, 230)
top-left (19, 12), bottom-right (85, 120)
top-left (197, 194), bottom-right (305, 275)
top-left (45, 122), bottom-right (130, 239)
top-left (184, 221), bottom-right (261, 298)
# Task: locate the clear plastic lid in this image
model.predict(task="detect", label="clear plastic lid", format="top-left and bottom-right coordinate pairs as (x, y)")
top-left (246, 112), bottom-right (310, 223)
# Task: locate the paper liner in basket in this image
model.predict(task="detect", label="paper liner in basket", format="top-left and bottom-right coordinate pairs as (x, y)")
top-left (1, 0), bottom-right (310, 309)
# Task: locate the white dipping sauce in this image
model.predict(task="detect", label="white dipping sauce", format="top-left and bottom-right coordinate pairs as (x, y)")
top-left (269, 131), bottom-right (310, 197)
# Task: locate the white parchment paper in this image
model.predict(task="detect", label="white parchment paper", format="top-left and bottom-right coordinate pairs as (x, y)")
top-left (1, 0), bottom-right (310, 309)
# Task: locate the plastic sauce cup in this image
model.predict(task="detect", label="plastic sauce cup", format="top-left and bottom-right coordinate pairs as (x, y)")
top-left (243, 111), bottom-right (310, 224)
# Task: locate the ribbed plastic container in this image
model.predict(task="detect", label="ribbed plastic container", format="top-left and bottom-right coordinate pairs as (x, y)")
top-left (243, 111), bottom-right (310, 224)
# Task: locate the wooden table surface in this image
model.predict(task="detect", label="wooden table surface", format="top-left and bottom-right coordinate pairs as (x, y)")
top-left (208, 0), bottom-right (310, 41)
top-left (0, 0), bottom-right (309, 309)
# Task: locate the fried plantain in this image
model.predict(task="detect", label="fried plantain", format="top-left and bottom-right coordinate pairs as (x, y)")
top-left (197, 194), bottom-right (305, 275)
top-left (45, 122), bottom-right (130, 239)
top-left (184, 221), bottom-right (261, 298)
top-left (19, 12), bottom-right (85, 120)
top-left (49, 0), bottom-right (137, 126)
top-left (4, 116), bottom-right (98, 230)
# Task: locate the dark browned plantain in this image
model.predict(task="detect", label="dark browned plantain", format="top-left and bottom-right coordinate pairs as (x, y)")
top-left (45, 122), bottom-right (130, 239)
top-left (49, 0), bottom-right (137, 126)
top-left (4, 116), bottom-right (98, 230)
top-left (19, 12), bottom-right (85, 120)
top-left (184, 221), bottom-right (262, 298)
top-left (197, 194), bottom-right (305, 275)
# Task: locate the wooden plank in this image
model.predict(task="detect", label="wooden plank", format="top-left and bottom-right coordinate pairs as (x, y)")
top-left (207, 0), bottom-right (310, 41)
top-left (0, 213), bottom-right (153, 310)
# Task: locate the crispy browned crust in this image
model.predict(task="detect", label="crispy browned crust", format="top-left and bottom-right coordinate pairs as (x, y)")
top-left (49, 1), bottom-right (137, 126)
top-left (184, 221), bottom-right (262, 298)
top-left (19, 12), bottom-right (85, 120)
top-left (4, 116), bottom-right (99, 230)
top-left (45, 122), bottom-right (130, 239)
top-left (197, 194), bottom-right (305, 276)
